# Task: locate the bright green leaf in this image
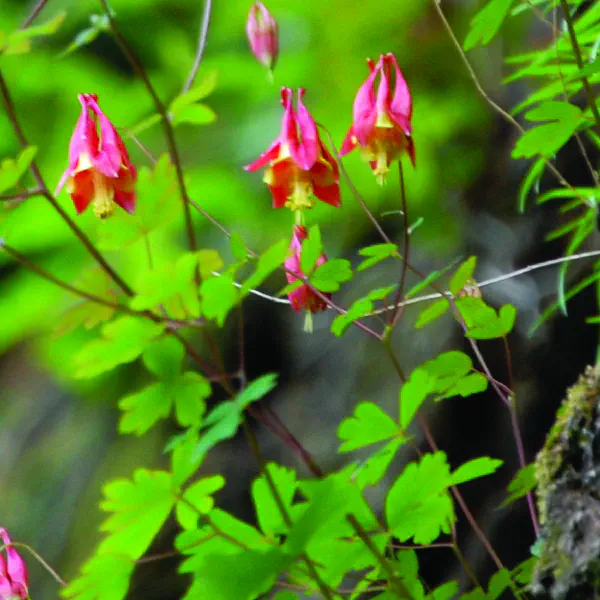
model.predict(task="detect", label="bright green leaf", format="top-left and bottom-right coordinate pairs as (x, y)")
top-left (449, 257), bottom-right (477, 295)
top-left (0, 146), bottom-right (37, 193)
top-left (230, 232), bottom-right (248, 261)
top-left (386, 452), bottom-right (454, 544)
top-left (501, 463), bottom-right (536, 507)
top-left (451, 457), bottom-right (503, 485)
top-left (61, 554), bottom-right (134, 600)
top-left (99, 470), bottom-right (176, 559)
top-left (415, 299), bottom-right (450, 329)
top-left (235, 373), bottom-right (278, 409)
top-left (311, 258), bottom-right (353, 292)
top-left (357, 243), bottom-right (399, 272)
top-left (353, 437), bottom-right (406, 489)
top-left (171, 104), bottom-right (217, 126)
top-left (74, 317), bottom-right (165, 379)
top-left (142, 335), bottom-right (184, 380)
top-left (176, 475), bottom-right (225, 529)
top-left (338, 402), bottom-right (401, 452)
top-left (400, 369), bottom-right (436, 429)
top-left (200, 274), bottom-right (239, 325)
top-left (464, 0), bottom-right (513, 50)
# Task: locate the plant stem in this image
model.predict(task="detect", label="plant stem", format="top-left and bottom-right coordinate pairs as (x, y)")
top-left (0, 70), bottom-right (135, 297)
top-left (0, 188), bottom-right (44, 201)
top-left (559, 0), bottom-right (600, 135)
top-left (20, 0), bottom-right (50, 28)
top-left (346, 514), bottom-right (415, 600)
top-left (390, 161), bottom-right (410, 327)
top-left (243, 421), bottom-right (336, 599)
top-left (98, 0), bottom-right (197, 252)
top-left (182, 0), bottom-right (213, 94)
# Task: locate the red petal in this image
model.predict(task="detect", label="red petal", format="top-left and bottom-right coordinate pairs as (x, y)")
top-left (340, 127), bottom-right (357, 155)
top-left (244, 140), bottom-right (281, 171)
top-left (387, 53), bottom-right (412, 122)
top-left (291, 89), bottom-right (318, 170)
top-left (268, 184), bottom-right (290, 208)
top-left (86, 96), bottom-right (123, 178)
top-left (69, 170), bottom-right (94, 214)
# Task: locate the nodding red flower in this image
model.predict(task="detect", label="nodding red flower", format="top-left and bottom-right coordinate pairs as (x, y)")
top-left (246, 2), bottom-right (279, 71)
top-left (340, 53), bottom-right (415, 184)
top-left (284, 225), bottom-right (330, 314)
top-left (245, 88), bottom-right (341, 212)
top-left (60, 94), bottom-right (137, 219)
top-left (0, 528), bottom-right (28, 600)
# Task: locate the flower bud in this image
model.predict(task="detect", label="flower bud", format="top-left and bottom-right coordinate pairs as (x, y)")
top-left (0, 528), bottom-right (28, 600)
top-left (246, 2), bottom-right (279, 71)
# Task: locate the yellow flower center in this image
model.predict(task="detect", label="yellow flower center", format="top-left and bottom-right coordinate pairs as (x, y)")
top-left (92, 169), bottom-right (116, 219)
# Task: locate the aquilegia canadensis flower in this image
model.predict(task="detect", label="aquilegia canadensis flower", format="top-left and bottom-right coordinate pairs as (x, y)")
top-left (0, 528), bottom-right (28, 600)
top-left (341, 53), bottom-right (415, 184)
top-left (60, 94), bottom-right (137, 219)
top-left (246, 2), bottom-right (279, 71)
top-left (245, 88), bottom-right (341, 212)
top-left (284, 225), bottom-right (330, 315)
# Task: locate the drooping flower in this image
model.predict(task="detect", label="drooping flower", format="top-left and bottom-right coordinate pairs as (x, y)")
top-left (340, 53), bottom-right (415, 184)
top-left (245, 88), bottom-right (341, 212)
top-left (0, 529), bottom-right (28, 600)
top-left (60, 94), bottom-right (137, 219)
top-left (284, 225), bottom-right (330, 314)
top-left (246, 2), bottom-right (279, 71)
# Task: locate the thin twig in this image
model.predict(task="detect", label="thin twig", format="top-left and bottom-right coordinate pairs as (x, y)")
top-left (370, 249), bottom-right (600, 315)
top-left (182, 0), bottom-right (213, 94)
top-left (243, 421), bottom-right (335, 599)
top-left (346, 514), bottom-right (415, 600)
top-left (0, 69), bottom-right (135, 297)
top-left (390, 161), bottom-right (410, 327)
top-left (0, 188), bottom-right (44, 201)
top-left (6, 542), bottom-right (66, 587)
top-left (432, 0), bottom-right (589, 206)
top-left (98, 0), bottom-right (197, 252)
top-left (21, 0), bottom-right (50, 28)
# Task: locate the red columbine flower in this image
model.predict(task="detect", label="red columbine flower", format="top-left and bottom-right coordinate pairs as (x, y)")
top-left (245, 88), bottom-right (341, 212)
top-left (285, 225), bottom-right (330, 314)
top-left (340, 53), bottom-right (415, 184)
top-left (0, 529), bottom-right (28, 600)
top-left (61, 94), bottom-right (137, 219)
top-left (246, 2), bottom-right (279, 71)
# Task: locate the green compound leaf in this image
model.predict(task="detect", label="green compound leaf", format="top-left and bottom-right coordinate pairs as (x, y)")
top-left (427, 581), bottom-right (460, 600)
top-left (464, 0), bottom-right (514, 51)
top-left (142, 335), bottom-right (185, 381)
top-left (512, 101), bottom-right (582, 159)
top-left (61, 554), bottom-right (134, 600)
top-left (338, 402), bottom-right (402, 452)
top-left (1, 13), bottom-right (65, 55)
top-left (74, 317), bottom-right (165, 379)
top-left (96, 155), bottom-right (179, 250)
top-left (501, 463), bottom-right (536, 507)
top-left (131, 252), bottom-right (205, 319)
top-left (353, 437), bottom-right (406, 489)
top-left (183, 548), bottom-right (291, 600)
top-left (451, 457), bottom-right (503, 485)
top-left (415, 298), bottom-right (450, 329)
top-left (242, 239), bottom-right (290, 295)
top-left (99, 470), bottom-right (176, 559)
top-left (119, 372), bottom-right (210, 436)
top-left (251, 463), bottom-right (297, 537)
top-left (310, 258), bottom-right (353, 292)
top-left (399, 368), bottom-right (437, 430)
top-left (176, 475), bottom-right (226, 529)
top-left (229, 232), bottom-right (248, 261)
top-left (449, 257), bottom-right (477, 295)
top-left (386, 452), bottom-right (454, 544)
top-left (200, 274), bottom-right (239, 326)
top-left (456, 297), bottom-right (517, 339)
top-left (331, 286), bottom-right (395, 337)
top-left (357, 243), bottom-right (399, 272)
top-left (191, 374), bottom-right (277, 459)
top-left (0, 146), bottom-right (37, 193)
top-left (300, 225), bottom-right (323, 275)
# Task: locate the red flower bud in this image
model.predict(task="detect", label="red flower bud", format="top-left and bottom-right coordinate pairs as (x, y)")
top-left (246, 2), bottom-right (279, 70)
top-left (341, 53), bottom-right (415, 184)
top-left (0, 529), bottom-right (28, 600)
top-left (284, 225), bottom-right (330, 314)
top-left (59, 94), bottom-right (137, 219)
top-left (245, 88), bottom-right (341, 211)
